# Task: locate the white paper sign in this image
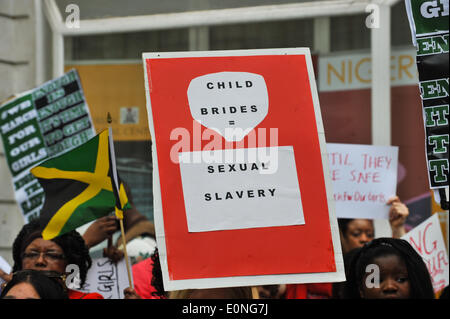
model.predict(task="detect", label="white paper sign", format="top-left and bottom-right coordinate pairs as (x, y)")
top-left (76, 257), bottom-right (132, 299)
top-left (0, 256), bottom-right (11, 294)
top-left (327, 143), bottom-right (398, 219)
top-left (179, 146), bottom-right (305, 232)
top-left (0, 256), bottom-right (11, 274)
top-left (402, 214), bottom-right (449, 293)
top-left (187, 71), bottom-right (269, 141)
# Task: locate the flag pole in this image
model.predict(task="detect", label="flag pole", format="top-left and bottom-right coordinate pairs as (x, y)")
top-left (107, 113), bottom-right (133, 289)
top-left (119, 215), bottom-right (133, 288)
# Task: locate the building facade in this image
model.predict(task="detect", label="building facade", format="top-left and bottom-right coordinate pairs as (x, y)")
top-left (1, 0), bottom-right (445, 266)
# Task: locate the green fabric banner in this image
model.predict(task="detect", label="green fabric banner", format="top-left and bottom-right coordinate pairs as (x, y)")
top-left (405, 0), bottom-right (449, 207)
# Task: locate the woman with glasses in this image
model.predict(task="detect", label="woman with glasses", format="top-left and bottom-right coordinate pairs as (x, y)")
top-left (7, 219), bottom-right (103, 299)
top-left (1, 269), bottom-right (68, 299)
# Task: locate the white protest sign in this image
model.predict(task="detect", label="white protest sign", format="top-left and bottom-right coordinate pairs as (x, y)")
top-left (402, 214), bottom-right (449, 293)
top-left (179, 146), bottom-right (304, 232)
top-left (0, 256), bottom-right (11, 274)
top-left (0, 256), bottom-right (11, 293)
top-left (76, 257), bottom-right (132, 299)
top-left (327, 143), bottom-right (398, 219)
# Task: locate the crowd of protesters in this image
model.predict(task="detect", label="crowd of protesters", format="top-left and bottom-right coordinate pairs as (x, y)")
top-left (0, 187), bottom-right (446, 300)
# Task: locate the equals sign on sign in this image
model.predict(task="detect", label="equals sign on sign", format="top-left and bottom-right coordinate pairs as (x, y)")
top-left (229, 120), bottom-right (235, 125)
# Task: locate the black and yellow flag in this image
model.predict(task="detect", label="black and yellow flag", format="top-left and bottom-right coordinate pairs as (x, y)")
top-left (31, 129), bottom-right (129, 240)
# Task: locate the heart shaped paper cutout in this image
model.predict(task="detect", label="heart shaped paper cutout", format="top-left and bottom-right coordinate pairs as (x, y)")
top-left (187, 72), bottom-right (269, 141)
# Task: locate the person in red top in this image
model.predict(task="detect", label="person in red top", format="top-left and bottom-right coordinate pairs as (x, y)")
top-left (6, 219), bottom-right (104, 299)
top-left (123, 248), bottom-right (167, 299)
top-left (67, 289), bottom-right (103, 299)
top-left (127, 257), bottom-right (159, 299)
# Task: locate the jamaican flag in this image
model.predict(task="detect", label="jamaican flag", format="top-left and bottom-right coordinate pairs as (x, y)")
top-left (31, 129), bottom-right (130, 240)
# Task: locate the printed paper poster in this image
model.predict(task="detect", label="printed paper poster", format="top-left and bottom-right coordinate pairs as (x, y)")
top-left (0, 70), bottom-right (96, 222)
top-left (179, 146), bottom-right (304, 232)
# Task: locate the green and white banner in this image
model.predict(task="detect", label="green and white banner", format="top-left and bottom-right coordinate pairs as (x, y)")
top-left (0, 70), bottom-right (96, 222)
top-left (405, 0), bottom-right (448, 43)
top-left (405, 0), bottom-right (449, 192)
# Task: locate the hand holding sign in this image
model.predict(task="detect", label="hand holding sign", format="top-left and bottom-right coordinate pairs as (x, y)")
top-left (387, 196), bottom-right (410, 238)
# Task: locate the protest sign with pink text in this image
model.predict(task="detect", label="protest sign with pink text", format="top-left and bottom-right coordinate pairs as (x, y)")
top-left (402, 213), bottom-right (449, 293)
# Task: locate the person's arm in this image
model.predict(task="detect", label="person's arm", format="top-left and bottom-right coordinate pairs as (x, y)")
top-left (387, 196), bottom-right (409, 238)
top-left (103, 237), bottom-right (124, 263)
top-left (82, 215), bottom-right (118, 249)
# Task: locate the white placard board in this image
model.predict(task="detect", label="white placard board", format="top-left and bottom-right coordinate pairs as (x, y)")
top-left (75, 257), bottom-right (132, 299)
top-left (179, 146), bottom-right (305, 232)
top-left (0, 256), bottom-right (11, 294)
top-left (327, 143), bottom-right (399, 220)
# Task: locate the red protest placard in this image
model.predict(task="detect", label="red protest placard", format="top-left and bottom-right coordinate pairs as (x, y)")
top-left (143, 48), bottom-right (343, 290)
